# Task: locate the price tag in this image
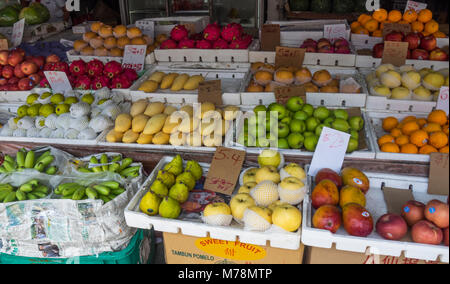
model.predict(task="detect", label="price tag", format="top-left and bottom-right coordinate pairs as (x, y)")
top-left (0, 39), bottom-right (8, 51)
top-left (44, 71), bottom-right (73, 93)
top-left (436, 87), bottom-right (449, 115)
top-left (122, 45), bottom-right (147, 72)
top-left (405, 0), bottom-right (427, 12)
top-left (382, 187), bottom-right (415, 216)
top-left (274, 85), bottom-right (306, 105)
top-left (382, 41), bottom-right (409, 67)
top-left (198, 80), bottom-right (223, 106)
top-left (11, 18), bottom-right (25, 47)
top-left (324, 24), bottom-right (349, 42)
top-left (204, 147), bottom-right (246, 196)
top-left (136, 20), bottom-right (155, 38)
top-left (261, 24), bottom-right (280, 52)
top-left (428, 153), bottom-right (449, 195)
top-left (382, 23), bottom-right (412, 37)
top-left (275, 46), bottom-right (306, 69)
top-left (308, 127), bottom-right (350, 177)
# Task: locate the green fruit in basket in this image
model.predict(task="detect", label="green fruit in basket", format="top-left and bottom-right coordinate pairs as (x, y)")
top-left (150, 180), bottom-right (169, 197)
top-left (315, 124), bottom-right (326, 137)
top-left (290, 119), bottom-right (306, 133)
top-left (39, 104), bottom-right (55, 118)
top-left (350, 130), bottom-right (359, 140)
top-left (157, 170), bottom-right (176, 188)
top-left (176, 172), bottom-right (196, 191)
top-left (163, 155), bottom-right (183, 176)
top-left (40, 92), bottom-right (52, 100)
top-left (286, 96), bottom-right (304, 112)
top-left (3, 191), bottom-right (17, 203)
top-left (306, 117), bottom-right (320, 132)
top-left (17, 105), bottom-right (29, 118)
top-left (81, 93), bottom-right (95, 105)
top-left (86, 188), bottom-right (98, 200)
top-left (55, 103), bottom-right (70, 115)
top-left (332, 118), bottom-right (350, 133)
top-left (184, 161), bottom-right (203, 181)
top-left (288, 132), bottom-right (305, 150)
top-left (333, 109), bottom-right (349, 121)
top-left (313, 106), bottom-right (331, 122)
top-left (293, 110), bottom-right (309, 121)
top-left (323, 117), bottom-right (334, 128)
top-left (253, 105), bottom-right (267, 115)
top-left (302, 104), bottom-right (314, 117)
top-left (159, 196), bottom-right (181, 219)
top-left (50, 93), bottom-right (65, 105)
top-left (140, 191), bottom-right (162, 216)
top-left (169, 182), bottom-right (190, 203)
top-left (277, 138), bottom-right (290, 149)
top-left (347, 138), bottom-right (359, 153)
top-left (349, 116), bottom-right (365, 132)
top-left (27, 104), bottom-right (41, 117)
top-left (26, 93), bottom-right (40, 105)
top-left (304, 135), bottom-right (319, 152)
top-left (64, 96), bottom-right (78, 105)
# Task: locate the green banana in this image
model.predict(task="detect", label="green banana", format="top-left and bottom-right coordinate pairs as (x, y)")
top-left (55, 183), bottom-right (78, 195)
top-left (72, 188), bottom-right (86, 200)
top-left (62, 195), bottom-right (74, 199)
top-left (99, 195), bottom-right (111, 203)
top-left (16, 151), bottom-right (26, 169)
top-left (118, 158), bottom-right (133, 172)
top-left (3, 192), bottom-right (17, 203)
top-left (111, 156), bottom-right (121, 163)
top-left (100, 181), bottom-right (120, 190)
top-left (0, 190), bottom-right (12, 202)
top-left (16, 190), bottom-right (27, 201)
top-left (3, 161), bottom-right (16, 172)
top-left (77, 167), bottom-right (92, 173)
top-left (112, 187), bottom-right (126, 196)
top-left (100, 154), bottom-right (109, 172)
top-left (4, 155), bottom-right (15, 165)
top-left (89, 156), bottom-right (103, 173)
top-left (108, 162), bottom-right (120, 173)
top-left (33, 185), bottom-right (48, 194)
top-left (24, 151), bottom-right (35, 169)
top-left (26, 193), bottom-right (38, 200)
top-left (120, 166), bottom-right (140, 177)
top-left (35, 150), bottom-right (51, 164)
top-left (86, 188), bottom-right (98, 200)
top-left (26, 180), bottom-right (40, 187)
top-left (0, 166), bottom-right (7, 174)
top-left (93, 185), bottom-right (111, 196)
top-left (45, 166), bottom-right (58, 175)
top-left (0, 184), bottom-right (14, 191)
top-left (33, 192), bottom-right (47, 199)
top-left (63, 184), bottom-right (84, 197)
top-left (19, 184), bottom-right (34, 193)
top-left (34, 156), bottom-right (54, 171)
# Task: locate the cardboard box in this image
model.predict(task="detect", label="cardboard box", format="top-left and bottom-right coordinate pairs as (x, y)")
top-left (304, 246), bottom-right (445, 265)
top-left (163, 233), bottom-right (304, 264)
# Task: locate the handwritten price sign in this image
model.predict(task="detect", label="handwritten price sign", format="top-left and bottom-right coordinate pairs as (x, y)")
top-left (44, 71), bottom-right (72, 93)
top-left (308, 127), bottom-right (350, 177)
top-left (405, 0), bottom-right (427, 12)
top-left (428, 152), bottom-right (449, 195)
top-left (122, 45), bottom-right (147, 72)
top-left (324, 24), bottom-right (349, 42)
top-left (275, 46), bottom-right (306, 69)
top-left (382, 41), bottom-right (409, 66)
top-left (198, 80), bottom-right (223, 106)
top-left (274, 85), bottom-right (306, 104)
top-left (11, 18), bottom-right (25, 47)
top-left (437, 87), bottom-right (449, 115)
top-left (204, 147), bottom-right (246, 195)
top-left (261, 24), bottom-right (280, 51)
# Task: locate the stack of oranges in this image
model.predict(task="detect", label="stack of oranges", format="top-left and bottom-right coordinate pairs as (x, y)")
top-left (352, 9), bottom-right (446, 38)
top-left (379, 110), bottom-right (449, 155)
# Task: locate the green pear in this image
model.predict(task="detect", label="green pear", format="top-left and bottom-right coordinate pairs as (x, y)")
top-left (157, 170), bottom-right (176, 188)
top-left (150, 180), bottom-right (169, 197)
top-left (169, 182), bottom-right (190, 203)
top-left (26, 93), bottom-right (40, 105)
top-left (17, 105), bottom-right (29, 118)
top-left (163, 155), bottom-right (183, 176)
top-left (64, 96), bottom-right (79, 105)
top-left (81, 93), bottom-right (95, 105)
top-left (50, 93), bottom-right (65, 105)
top-left (98, 99), bottom-right (110, 105)
top-left (184, 160), bottom-right (203, 181)
top-left (39, 104), bottom-right (55, 118)
top-left (176, 172), bottom-right (196, 191)
top-left (40, 92), bottom-right (52, 100)
top-left (139, 191), bottom-right (162, 216)
top-left (159, 197), bottom-right (181, 219)
top-left (27, 104), bottom-right (42, 117)
top-left (55, 104), bottom-right (70, 115)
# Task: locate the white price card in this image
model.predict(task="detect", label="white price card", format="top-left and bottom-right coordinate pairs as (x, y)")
top-left (437, 87), bottom-right (449, 115)
top-left (11, 18), bottom-right (25, 47)
top-left (122, 45), bottom-right (147, 73)
top-left (136, 20), bottom-right (155, 38)
top-left (324, 24), bottom-right (349, 42)
top-left (44, 71), bottom-right (73, 94)
top-left (308, 127), bottom-right (350, 177)
top-left (405, 1), bottom-right (427, 12)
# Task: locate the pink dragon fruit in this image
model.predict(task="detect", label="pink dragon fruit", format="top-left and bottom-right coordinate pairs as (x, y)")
top-left (240, 33), bottom-right (253, 46)
top-left (110, 75), bottom-right (132, 89)
top-left (103, 61), bottom-right (123, 79)
top-left (86, 59), bottom-right (104, 77)
top-left (221, 23), bottom-right (242, 42)
top-left (196, 39), bottom-right (212, 49)
top-left (75, 75), bottom-right (92, 90)
top-left (68, 75), bottom-right (76, 88)
top-left (170, 25), bottom-right (189, 41)
top-left (53, 62), bottom-right (70, 74)
top-left (160, 39), bottom-right (178, 49)
top-left (203, 23), bottom-right (221, 42)
top-left (39, 78), bottom-right (50, 88)
top-left (334, 38), bottom-right (350, 49)
top-left (69, 60), bottom-right (86, 77)
top-left (190, 32), bottom-right (203, 41)
top-left (178, 38), bottom-right (196, 49)
top-left (122, 68), bottom-right (138, 82)
top-left (228, 39), bottom-right (248, 50)
top-left (43, 62), bottom-right (55, 71)
top-left (212, 38), bottom-right (228, 49)
top-left (229, 23), bottom-right (244, 34)
top-left (302, 39), bottom-right (318, 47)
top-left (335, 45), bottom-right (351, 54)
top-left (92, 75), bottom-right (110, 90)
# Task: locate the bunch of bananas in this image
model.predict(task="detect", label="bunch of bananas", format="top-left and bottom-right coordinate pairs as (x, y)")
top-left (54, 181), bottom-right (126, 203)
top-left (0, 149), bottom-right (57, 175)
top-left (0, 180), bottom-right (50, 203)
top-left (76, 154), bottom-right (141, 178)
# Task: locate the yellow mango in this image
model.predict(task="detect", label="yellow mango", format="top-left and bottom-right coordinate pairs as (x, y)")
top-left (138, 80), bottom-right (159, 93)
top-left (137, 133), bottom-right (154, 144)
top-left (122, 130), bottom-right (140, 143)
top-left (132, 114), bottom-right (149, 133)
top-left (163, 105), bottom-right (177, 116)
top-left (143, 113), bottom-right (167, 135)
top-left (223, 106), bottom-right (240, 121)
top-left (163, 115), bottom-right (182, 134)
top-left (171, 74), bottom-right (189, 91)
top-left (114, 113), bottom-right (132, 133)
top-left (183, 75), bottom-right (205, 90)
top-left (148, 71), bottom-right (166, 83)
top-left (152, 132), bottom-right (170, 145)
top-left (160, 73), bottom-right (179, 89)
top-left (130, 99), bottom-right (148, 117)
top-left (144, 102), bottom-right (165, 117)
top-left (106, 129), bottom-right (124, 143)
top-left (179, 105), bottom-right (194, 116)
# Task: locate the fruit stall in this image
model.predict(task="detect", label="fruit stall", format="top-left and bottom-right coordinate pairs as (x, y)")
top-left (0, 0), bottom-right (448, 266)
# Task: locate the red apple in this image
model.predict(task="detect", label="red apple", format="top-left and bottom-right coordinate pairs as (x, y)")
top-left (0, 78), bottom-right (7, 86)
top-left (315, 168), bottom-right (343, 189)
top-left (335, 45), bottom-right (351, 54)
top-left (385, 31), bottom-right (404, 42)
top-left (402, 200), bottom-right (426, 226)
top-left (13, 48), bottom-right (25, 57)
top-left (46, 54), bottom-right (60, 64)
top-left (14, 64), bottom-right (25, 78)
top-left (317, 38), bottom-right (332, 49)
top-left (2, 65), bottom-right (14, 79)
top-left (7, 84), bottom-right (19, 91)
top-left (20, 61), bottom-right (38, 76)
top-left (334, 38), bottom-right (349, 49)
top-left (18, 78), bottom-right (33, 91)
top-left (411, 49), bottom-right (429, 60)
top-left (303, 39), bottom-right (317, 47)
top-left (376, 213), bottom-right (408, 240)
top-left (411, 220), bottom-right (443, 245)
top-left (429, 48), bottom-right (449, 61)
top-left (425, 199), bottom-right (449, 229)
top-left (8, 77), bottom-right (19, 85)
top-left (302, 45), bottom-right (317, 52)
top-left (28, 73), bottom-right (41, 84)
top-left (7, 51), bottom-right (24, 67)
top-left (31, 56), bottom-right (45, 69)
top-left (404, 32), bottom-right (421, 50)
top-left (444, 228), bottom-right (449, 246)
top-left (372, 43), bottom-right (384, 58)
top-left (0, 51), bottom-right (9, 66)
top-left (407, 49), bottom-right (412, 59)
top-left (420, 35), bottom-right (437, 52)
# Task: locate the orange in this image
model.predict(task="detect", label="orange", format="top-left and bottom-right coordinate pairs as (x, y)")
top-left (410, 130), bottom-right (429, 147)
top-left (378, 134), bottom-right (396, 146)
top-left (428, 110), bottom-right (447, 126)
top-left (417, 118), bottom-right (427, 127)
top-left (418, 9), bottom-right (433, 23)
top-left (440, 146), bottom-right (449, 153)
top-left (402, 116), bottom-right (417, 123)
top-left (353, 27), bottom-right (369, 35)
top-left (364, 19), bottom-right (379, 32)
top-left (429, 131), bottom-right (449, 149)
top-left (421, 31), bottom-right (432, 37)
top-left (398, 20), bottom-right (410, 25)
top-left (423, 123), bottom-right (442, 133)
top-left (425, 20), bottom-right (439, 34)
top-left (388, 10), bottom-right (403, 22)
top-left (390, 128), bottom-right (403, 138)
top-left (381, 143), bottom-right (400, 153)
top-left (395, 135), bottom-right (410, 146)
top-left (411, 21), bottom-right (424, 33)
top-left (358, 14), bottom-right (372, 25)
top-left (403, 9), bottom-right (418, 23)
top-left (402, 121), bottom-right (420, 136)
top-left (382, 117), bottom-right (399, 131)
top-left (443, 125), bottom-right (449, 136)
top-left (372, 30), bottom-right (383, 37)
top-left (419, 145), bottom-right (438, 155)
top-left (373, 9), bottom-right (388, 22)
top-left (401, 143), bottom-right (419, 154)
top-left (351, 21), bottom-right (361, 32)
top-left (433, 31), bottom-right (446, 38)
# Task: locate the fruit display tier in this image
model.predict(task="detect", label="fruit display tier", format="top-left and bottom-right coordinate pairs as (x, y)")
top-left (66, 49), bottom-right (156, 66)
top-left (124, 156), bottom-right (303, 251)
top-left (302, 171), bottom-right (449, 263)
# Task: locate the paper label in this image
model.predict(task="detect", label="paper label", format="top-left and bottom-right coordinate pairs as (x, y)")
top-left (274, 85), bottom-right (306, 105)
top-left (308, 127), bottom-right (350, 177)
top-left (195, 238), bottom-right (267, 261)
top-left (405, 0), bottom-right (427, 12)
top-left (198, 80), bottom-right (223, 106)
top-left (324, 24), bottom-right (349, 42)
top-left (137, 20), bottom-right (155, 37)
top-left (11, 18), bottom-right (25, 47)
top-left (436, 87), bottom-right (449, 115)
top-left (0, 39), bottom-right (8, 51)
top-left (261, 24), bottom-right (280, 52)
top-left (382, 41), bottom-right (409, 66)
top-left (428, 153), bottom-right (449, 195)
top-left (44, 71), bottom-right (72, 93)
top-left (204, 147), bottom-right (245, 195)
top-left (275, 46), bottom-right (305, 69)
top-left (382, 187), bottom-right (415, 215)
top-left (122, 45), bottom-right (147, 72)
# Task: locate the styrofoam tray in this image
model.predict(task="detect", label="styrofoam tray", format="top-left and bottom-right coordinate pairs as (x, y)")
top-left (66, 50), bottom-right (156, 65)
top-left (129, 63), bottom-right (250, 105)
top-left (302, 172), bottom-right (449, 263)
top-left (249, 50), bottom-right (356, 67)
top-left (240, 66), bottom-right (368, 108)
top-left (124, 156), bottom-right (303, 250)
top-left (366, 111), bottom-right (432, 162)
top-left (351, 35), bottom-right (449, 51)
top-left (0, 90), bottom-right (37, 104)
top-left (136, 16), bottom-right (210, 37)
top-left (355, 55), bottom-right (449, 70)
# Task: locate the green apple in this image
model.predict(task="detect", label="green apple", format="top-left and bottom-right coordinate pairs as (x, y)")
top-left (268, 103), bottom-right (287, 120)
top-left (17, 105), bottom-right (29, 118)
top-left (332, 118), bottom-right (350, 133)
top-left (65, 96), bottom-right (79, 105)
top-left (323, 117), bottom-right (334, 128)
top-left (350, 130), bottom-right (359, 140)
top-left (301, 104), bottom-right (314, 117)
top-left (266, 132), bottom-right (278, 147)
top-left (286, 96), bottom-right (304, 112)
top-left (303, 131), bottom-right (314, 137)
top-left (277, 138), bottom-right (290, 149)
top-left (275, 122), bottom-right (290, 138)
top-left (81, 93), bottom-right (95, 105)
top-left (315, 124), bottom-right (325, 137)
top-left (27, 104), bottom-right (42, 117)
top-left (293, 110), bottom-right (309, 121)
top-left (256, 137), bottom-right (270, 148)
top-left (304, 135), bottom-right (319, 152)
top-left (290, 119), bottom-right (306, 133)
top-left (306, 117), bottom-right (320, 132)
top-left (50, 93), bottom-right (65, 105)
top-left (347, 137), bottom-right (359, 153)
top-left (265, 114), bottom-right (278, 132)
top-left (55, 104), bottom-right (70, 115)
top-left (26, 94), bottom-right (40, 105)
top-left (287, 132), bottom-right (305, 149)
top-left (333, 109), bottom-right (349, 121)
top-left (39, 104), bottom-right (55, 118)
top-left (313, 106), bottom-right (331, 122)
top-left (253, 105), bottom-right (267, 115)
top-left (349, 116), bottom-right (364, 131)
top-left (281, 116), bottom-right (292, 125)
